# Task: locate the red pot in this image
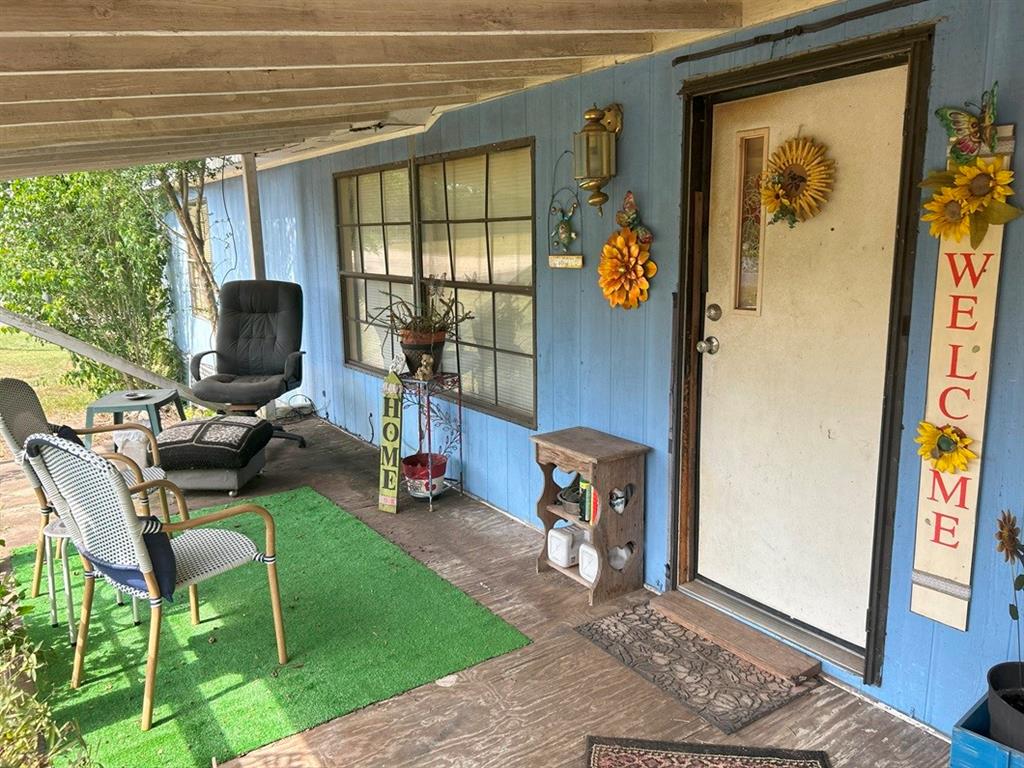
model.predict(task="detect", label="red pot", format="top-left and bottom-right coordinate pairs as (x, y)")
top-left (401, 452), bottom-right (448, 499)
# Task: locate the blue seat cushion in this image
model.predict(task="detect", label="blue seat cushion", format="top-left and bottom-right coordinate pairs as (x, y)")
top-left (85, 516), bottom-right (176, 600)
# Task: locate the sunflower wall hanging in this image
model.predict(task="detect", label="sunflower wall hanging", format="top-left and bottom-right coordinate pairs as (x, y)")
top-left (760, 136), bottom-right (835, 227)
top-left (915, 421), bottom-right (978, 475)
top-left (920, 81), bottom-right (1022, 248)
top-left (598, 191), bottom-right (657, 310)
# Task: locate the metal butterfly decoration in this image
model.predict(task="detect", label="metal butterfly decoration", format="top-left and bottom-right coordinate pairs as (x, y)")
top-left (615, 191), bottom-right (653, 245)
top-left (935, 81), bottom-right (998, 164)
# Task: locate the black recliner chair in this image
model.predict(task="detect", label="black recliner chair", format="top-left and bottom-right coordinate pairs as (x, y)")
top-left (191, 279), bottom-right (307, 447)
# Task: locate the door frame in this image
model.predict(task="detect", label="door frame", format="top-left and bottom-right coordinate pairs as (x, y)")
top-left (668, 25), bottom-right (935, 685)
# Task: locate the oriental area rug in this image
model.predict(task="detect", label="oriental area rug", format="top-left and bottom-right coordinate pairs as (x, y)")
top-left (576, 602), bottom-right (817, 733)
top-left (586, 737), bottom-right (833, 767)
top-left (12, 486), bottom-right (529, 768)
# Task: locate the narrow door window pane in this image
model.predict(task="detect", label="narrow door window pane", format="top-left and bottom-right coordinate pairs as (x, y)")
top-left (735, 131), bottom-right (767, 311)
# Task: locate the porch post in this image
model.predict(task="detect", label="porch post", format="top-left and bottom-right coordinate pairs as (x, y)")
top-left (241, 152), bottom-right (266, 281)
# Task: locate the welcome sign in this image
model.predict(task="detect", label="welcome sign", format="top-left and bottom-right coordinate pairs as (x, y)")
top-left (911, 127), bottom-right (1015, 630)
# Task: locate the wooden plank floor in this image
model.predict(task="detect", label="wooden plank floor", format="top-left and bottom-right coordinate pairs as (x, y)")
top-left (1, 418), bottom-right (950, 768)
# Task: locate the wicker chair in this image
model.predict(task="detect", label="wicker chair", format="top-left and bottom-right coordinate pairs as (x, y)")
top-left (0, 377), bottom-right (170, 641)
top-left (23, 433), bottom-right (287, 731)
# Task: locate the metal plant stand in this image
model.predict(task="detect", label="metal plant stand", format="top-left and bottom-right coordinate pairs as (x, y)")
top-left (400, 372), bottom-right (464, 512)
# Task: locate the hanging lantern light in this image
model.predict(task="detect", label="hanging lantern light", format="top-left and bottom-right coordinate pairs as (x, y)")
top-left (573, 103), bottom-right (623, 214)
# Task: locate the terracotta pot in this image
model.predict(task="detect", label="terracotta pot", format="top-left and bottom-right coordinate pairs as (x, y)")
top-left (399, 329), bottom-right (446, 375)
top-left (988, 662), bottom-right (1024, 752)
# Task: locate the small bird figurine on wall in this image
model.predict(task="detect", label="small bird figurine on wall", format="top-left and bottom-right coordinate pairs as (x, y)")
top-left (549, 201), bottom-right (579, 253)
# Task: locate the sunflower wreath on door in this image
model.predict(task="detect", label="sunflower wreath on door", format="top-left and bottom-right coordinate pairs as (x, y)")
top-left (760, 136), bottom-right (835, 227)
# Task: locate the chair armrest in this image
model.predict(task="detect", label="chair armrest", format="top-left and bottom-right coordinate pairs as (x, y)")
top-left (191, 350), bottom-right (219, 383)
top-left (283, 351), bottom-right (305, 386)
top-left (100, 452), bottom-right (144, 484)
top-left (163, 504), bottom-right (277, 557)
top-left (76, 422), bottom-right (161, 465)
top-left (127, 478), bottom-right (191, 522)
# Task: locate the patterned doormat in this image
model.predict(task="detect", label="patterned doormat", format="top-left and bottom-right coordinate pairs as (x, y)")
top-left (576, 603), bottom-right (818, 733)
top-left (586, 736), bottom-right (833, 767)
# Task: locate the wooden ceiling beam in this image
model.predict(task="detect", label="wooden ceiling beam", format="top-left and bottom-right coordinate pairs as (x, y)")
top-left (0, 79), bottom-right (522, 127)
top-left (0, 1), bottom-right (741, 33)
top-left (0, 131), bottom-right (332, 164)
top-left (0, 61), bottom-right (581, 103)
top-left (0, 145), bottom-right (266, 180)
top-left (0, 33), bottom-right (652, 73)
top-left (0, 102), bottom-right (442, 151)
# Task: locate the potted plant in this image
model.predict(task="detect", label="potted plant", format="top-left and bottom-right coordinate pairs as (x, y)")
top-left (989, 510), bottom-right (1024, 751)
top-left (370, 277), bottom-right (473, 376)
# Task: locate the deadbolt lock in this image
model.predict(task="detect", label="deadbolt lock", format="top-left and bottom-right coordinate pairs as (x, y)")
top-left (696, 336), bottom-right (720, 355)
top-left (706, 303), bottom-right (722, 321)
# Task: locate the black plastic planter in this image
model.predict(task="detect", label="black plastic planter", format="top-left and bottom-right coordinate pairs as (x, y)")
top-left (988, 661), bottom-right (1024, 752)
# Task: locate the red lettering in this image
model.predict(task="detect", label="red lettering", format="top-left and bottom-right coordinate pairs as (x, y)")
top-left (945, 251), bottom-right (994, 289)
top-left (946, 344), bottom-right (977, 381)
top-left (927, 469), bottom-right (971, 510)
top-left (947, 294), bottom-right (978, 331)
top-left (930, 511), bottom-right (961, 549)
top-left (938, 385), bottom-right (971, 420)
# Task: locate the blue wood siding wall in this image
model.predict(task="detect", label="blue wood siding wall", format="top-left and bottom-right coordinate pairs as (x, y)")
top-left (169, 0), bottom-right (1024, 734)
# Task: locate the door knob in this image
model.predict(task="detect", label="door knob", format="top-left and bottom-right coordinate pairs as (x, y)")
top-left (696, 336), bottom-right (720, 355)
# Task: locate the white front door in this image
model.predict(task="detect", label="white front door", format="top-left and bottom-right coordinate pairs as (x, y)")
top-left (695, 65), bottom-right (908, 647)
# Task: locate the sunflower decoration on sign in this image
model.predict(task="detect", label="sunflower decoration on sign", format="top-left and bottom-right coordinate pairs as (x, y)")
top-left (921, 156), bottom-right (1020, 247)
top-left (916, 421), bottom-right (979, 475)
top-left (921, 82), bottom-right (1022, 248)
top-left (598, 192), bottom-right (657, 310)
top-left (760, 136), bottom-right (835, 228)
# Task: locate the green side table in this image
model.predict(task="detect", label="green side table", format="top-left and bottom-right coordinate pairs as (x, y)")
top-left (83, 388), bottom-right (186, 446)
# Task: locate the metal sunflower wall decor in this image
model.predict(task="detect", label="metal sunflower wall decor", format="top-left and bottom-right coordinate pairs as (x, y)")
top-left (598, 191), bottom-right (657, 310)
top-left (760, 136), bottom-right (835, 227)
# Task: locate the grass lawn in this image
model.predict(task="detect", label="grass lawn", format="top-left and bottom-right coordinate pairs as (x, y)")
top-left (0, 328), bottom-right (94, 459)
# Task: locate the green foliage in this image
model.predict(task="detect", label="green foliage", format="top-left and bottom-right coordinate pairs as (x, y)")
top-left (0, 168), bottom-right (183, 396)
top-left (0, 569), bottom-right (95, 767)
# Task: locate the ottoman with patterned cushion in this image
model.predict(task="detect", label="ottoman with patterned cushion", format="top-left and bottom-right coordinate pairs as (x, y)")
top-left (156, 415), bottom-right (274, 495)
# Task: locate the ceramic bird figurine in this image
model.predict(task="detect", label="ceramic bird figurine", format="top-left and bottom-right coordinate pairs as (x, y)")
top-left (616, 191), bottom-right (653, 245)
top-left (549, 202), bottom-right (578, 252)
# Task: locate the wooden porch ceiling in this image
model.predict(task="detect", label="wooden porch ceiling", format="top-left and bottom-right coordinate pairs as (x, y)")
top-left (0, 0), bottom-right (835, 179)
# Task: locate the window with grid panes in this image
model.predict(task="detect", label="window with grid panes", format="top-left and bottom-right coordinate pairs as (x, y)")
top-left (337, 164), bottom-right (416, 372)
top-left (335, 142), bottom-right (536, 425)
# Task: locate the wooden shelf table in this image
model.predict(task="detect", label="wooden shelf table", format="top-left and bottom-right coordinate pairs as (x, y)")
top-left (531, 427), bottom-right (650, 605)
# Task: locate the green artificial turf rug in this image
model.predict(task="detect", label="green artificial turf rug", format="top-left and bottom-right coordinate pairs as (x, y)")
top-left (12, 486), bottom-right (530, 768)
